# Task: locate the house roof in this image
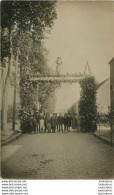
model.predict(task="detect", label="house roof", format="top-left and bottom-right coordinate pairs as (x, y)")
top-left (96, 78), bottom-right (109, 90)
top-left (109, 57), bottom-right (114, 64)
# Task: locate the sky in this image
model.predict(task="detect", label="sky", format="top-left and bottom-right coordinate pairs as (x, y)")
top-left (44, 2), bottom-right (114, 113)
top-left (7, 2), bottom-right (114, 113)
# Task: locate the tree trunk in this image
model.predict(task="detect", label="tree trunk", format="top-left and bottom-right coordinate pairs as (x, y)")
top-left (1, 28), bottom-right (12, 133)
top-left (12, 54), bottom-right (18, 131)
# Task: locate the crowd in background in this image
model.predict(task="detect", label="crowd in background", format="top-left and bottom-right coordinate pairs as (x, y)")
top-left (28, 112), bottom-right (79, 133)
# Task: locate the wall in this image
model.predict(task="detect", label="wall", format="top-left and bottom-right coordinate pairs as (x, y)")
top-left (96, 79), bottom-right (110, 114)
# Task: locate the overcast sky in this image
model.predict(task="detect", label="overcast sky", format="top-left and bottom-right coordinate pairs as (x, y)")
top-left (8, 2), bottom-right (114, 113)
top-left (45, 2), bottom-right (114, 82)
top-left (44, 2), bottom-right (114, 113)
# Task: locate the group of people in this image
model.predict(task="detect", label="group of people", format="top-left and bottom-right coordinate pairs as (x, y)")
top-left (28, 112), bottom-right (77, 134)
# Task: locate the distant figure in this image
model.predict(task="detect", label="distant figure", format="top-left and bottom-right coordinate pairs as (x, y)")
top-left (57, 113), bottom-right (64, 132)
top-left (67, 115), bottom-right (72, 131)
top-left (56, 57), bottom-right (62, 75)
top-left (64, 114), bottom-right (67, 131)
top-left (29, 115), bottom-right (35, 134)
top-left (46, 113), bottom-right (52, 133)
top-left (36, 111), bottom-right (40, 133)
top-left (44, 114), bottom-right (47, 133)
top-left (40, 116), bottom-right (45, 133)
top-left (51, 113), bottom-right (57, 133)
top-left (65, 114), bottom-right (69, 132)
top-left (71, 115), bottom-right (77, 129)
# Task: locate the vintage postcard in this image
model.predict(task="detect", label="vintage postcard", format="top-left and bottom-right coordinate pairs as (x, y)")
top-left (1, 1), bottom-right (114, 179)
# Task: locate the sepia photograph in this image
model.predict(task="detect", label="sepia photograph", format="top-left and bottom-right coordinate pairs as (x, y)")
top-left (1, 1), bottom-right (114, 179)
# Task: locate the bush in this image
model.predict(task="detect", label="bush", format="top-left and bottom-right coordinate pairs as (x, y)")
top-left (78, 76), bottom-right (97, 132)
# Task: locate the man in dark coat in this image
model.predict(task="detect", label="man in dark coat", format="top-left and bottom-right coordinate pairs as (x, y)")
top-left (29, 115), bottom-right (35, 134)
top-left (44, 113), bottom-right (47, 133)
top-left (64, 114), bottom-right (67, 131)
top-left (57, 113), bottom-right (64, 132)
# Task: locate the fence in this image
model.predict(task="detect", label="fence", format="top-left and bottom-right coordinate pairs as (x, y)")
top-left (94, 114), bottom-right (114, 145)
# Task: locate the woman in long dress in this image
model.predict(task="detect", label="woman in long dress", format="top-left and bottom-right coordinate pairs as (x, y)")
top-left (39, 116), bottom-right (45, 133)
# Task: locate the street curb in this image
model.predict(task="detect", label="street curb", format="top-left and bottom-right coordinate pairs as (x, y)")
top-left (93, 133), bottom-right (114, 146)
top-left (1, 133), bottom-right (22, 146)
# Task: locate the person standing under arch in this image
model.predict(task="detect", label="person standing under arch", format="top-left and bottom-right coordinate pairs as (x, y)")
top-left (57, 113), bottom-right (64, 132)
top-left (56, 57), bottom-right (62, 75)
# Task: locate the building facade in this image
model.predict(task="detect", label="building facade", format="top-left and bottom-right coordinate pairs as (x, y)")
top-left (109, 57), bottom-right (114, 115)
top-left (96, 78), bottom-right (110, 114)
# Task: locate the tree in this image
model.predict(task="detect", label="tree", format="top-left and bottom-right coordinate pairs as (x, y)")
top-left (67, 103), bottom-right (77, 117)
top-left (1, 1), bottom-right (57, 131)
top-left (78, 76), bottom-right (97, 133)
top-left (38, 81), bottom-right (60, 114)
top-left (17, 29), bottom-right (59, 132)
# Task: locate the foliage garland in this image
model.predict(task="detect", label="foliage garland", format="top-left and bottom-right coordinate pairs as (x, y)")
top-left (78, 76), bottom-right (97, 132)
